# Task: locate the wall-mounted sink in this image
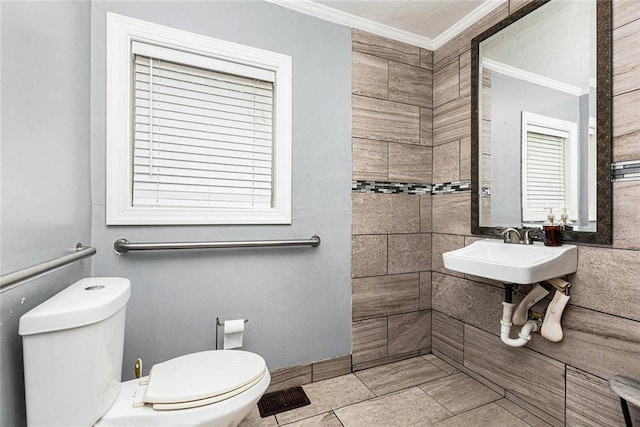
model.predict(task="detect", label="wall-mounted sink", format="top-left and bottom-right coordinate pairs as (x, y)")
top-left (442, 239), bottom-right (577, 284)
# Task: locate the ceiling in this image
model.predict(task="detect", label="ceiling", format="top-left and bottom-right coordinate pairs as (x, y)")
top-left (266, 0), bottom-right (506, 50)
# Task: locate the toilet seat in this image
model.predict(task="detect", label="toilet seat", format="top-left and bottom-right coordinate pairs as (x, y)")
top-left (141, 350), bottom-right (267, 411)
top-left (96, 366), bottom-right (271, 426)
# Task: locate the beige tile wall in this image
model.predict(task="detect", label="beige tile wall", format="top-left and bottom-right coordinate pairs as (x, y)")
top-left (351, 29), bottom-right (433, 371)
top-left (348, 2), bottom-right (639, 423)
top-left (431, 0), bottom-right (640, 425)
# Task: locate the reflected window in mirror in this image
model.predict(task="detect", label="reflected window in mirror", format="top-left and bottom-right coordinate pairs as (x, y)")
top-left (521, 112), bottom-right (577, 225)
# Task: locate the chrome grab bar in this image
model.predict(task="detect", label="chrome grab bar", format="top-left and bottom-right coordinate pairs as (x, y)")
top-left (0, 244), bottom-right (96, 293)
top-left (113, 235), bottom-right (321, 254)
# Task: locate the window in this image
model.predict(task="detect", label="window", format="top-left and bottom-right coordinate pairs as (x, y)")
top-left (521, 112), bottom-right (577, 222)
top-left (106, 13), bottom-right (292, 225)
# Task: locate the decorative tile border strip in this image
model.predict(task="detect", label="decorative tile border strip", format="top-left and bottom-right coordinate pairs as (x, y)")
top-left (353, 163), bottom-right (640, 195)
top-left (352, 180), bottom-right (431, 195)
top-left (431, 180), bottom-right (472, 195)
top-left (612, 160), bottom-right (640, 182)
top-left (352, 180), bottom-right (471, 195)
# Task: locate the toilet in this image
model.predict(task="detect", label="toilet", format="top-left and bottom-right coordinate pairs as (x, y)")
top-left (19, 277), bottom-right (270, 427)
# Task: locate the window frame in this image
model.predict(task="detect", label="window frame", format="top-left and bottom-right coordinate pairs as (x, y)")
top-left (520, 111), bottom-right (578, 223)
top-left (106, 13), bottom-right (292, 225)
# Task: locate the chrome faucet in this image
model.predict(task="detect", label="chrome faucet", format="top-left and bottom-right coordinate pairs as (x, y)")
top-left (499, 227), bottom-right (544, 244)
top-left (501, 227), bottom-right (522, 244)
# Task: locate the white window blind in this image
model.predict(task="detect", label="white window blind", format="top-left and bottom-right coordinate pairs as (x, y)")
top-left (520, 111), bottom-right (577, 224)
top-left (107, 13), bottom-right (291, 225)
top-left (132, 54), bottom-right (275, 210)
top-left (522, 130), bottom-right (567, 221)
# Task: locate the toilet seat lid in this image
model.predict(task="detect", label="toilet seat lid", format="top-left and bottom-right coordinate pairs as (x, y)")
top-left (143, 350), bottom-right (266, 406)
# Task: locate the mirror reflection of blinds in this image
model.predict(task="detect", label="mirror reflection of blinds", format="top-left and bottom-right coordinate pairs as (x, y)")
top-left (523, 131), bottom-right (566, 216)
top-left (132, 54), bottom-right (274, 210)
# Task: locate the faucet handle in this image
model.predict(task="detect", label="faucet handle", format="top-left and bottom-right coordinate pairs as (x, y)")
top-left (522, 228), bottom-right (544, 244)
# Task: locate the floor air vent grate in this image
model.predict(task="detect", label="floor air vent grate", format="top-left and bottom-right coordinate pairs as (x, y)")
top-left (257, 386), bottom-right (311, 417)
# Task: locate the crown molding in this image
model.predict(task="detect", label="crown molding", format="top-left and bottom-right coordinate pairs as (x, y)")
top-left (267, 0), bottom-right (507, 51)
top-left (266, 0), bottom-right (435, 49)
top-left (431, 0), bottom-right (506, 49)
top-left (482, 58), bottom-right (585, 96)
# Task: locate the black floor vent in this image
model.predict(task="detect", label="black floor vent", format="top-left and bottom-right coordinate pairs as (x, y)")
top-left (257, 386), bottom-right (311, 417)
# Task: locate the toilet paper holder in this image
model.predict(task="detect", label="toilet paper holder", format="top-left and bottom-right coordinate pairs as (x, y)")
top-left (215, 317), bottom-right (249, 350)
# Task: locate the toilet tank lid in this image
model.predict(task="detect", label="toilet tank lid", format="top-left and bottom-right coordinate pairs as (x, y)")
top-left (19, 277), bottom-right (131, 336)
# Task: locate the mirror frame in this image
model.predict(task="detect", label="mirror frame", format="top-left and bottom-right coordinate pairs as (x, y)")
top-left (470, 0), bottom-right (612, 244)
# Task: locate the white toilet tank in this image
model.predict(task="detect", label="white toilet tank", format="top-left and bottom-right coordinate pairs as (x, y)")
top-left (19, 277), bottom-right (131, 427)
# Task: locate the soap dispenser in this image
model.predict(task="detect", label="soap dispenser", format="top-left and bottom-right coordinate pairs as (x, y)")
top-left (543, 208), bottom-right (562, 246)
top-left (560, 208), bottom-right (573, 231)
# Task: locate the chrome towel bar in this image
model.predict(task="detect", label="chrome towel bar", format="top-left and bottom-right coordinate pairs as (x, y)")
top-left (0, 244), bottom-right (96, 293)
top-left (113, 235), bottom-right (321, 254)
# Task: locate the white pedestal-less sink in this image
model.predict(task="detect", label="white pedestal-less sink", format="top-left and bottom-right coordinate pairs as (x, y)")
top-left (442, 239), bottom-right (577, 284)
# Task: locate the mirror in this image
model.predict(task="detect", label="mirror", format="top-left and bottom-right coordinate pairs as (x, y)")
top-left (471, 0), bottom-right (612, 244)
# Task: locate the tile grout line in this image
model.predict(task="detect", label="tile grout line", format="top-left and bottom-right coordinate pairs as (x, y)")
top-left (439, 400), bottom-right (518, 425)
top-left (352, 370), bottom-right (378, 398)
top-left (332, 410), bottom-right (345, 427)
top-left (495, 399), bottom-right (538, 427)
top-left (352, 90), bottom-right (433, 110)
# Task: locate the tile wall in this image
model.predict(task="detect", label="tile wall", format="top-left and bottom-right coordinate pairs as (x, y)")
top-left (429, 0), bottom-right (640, 425)
top-left (270, 1), bottom-right (638, 424)
top-left (351, 29), bottom-right (434, 371)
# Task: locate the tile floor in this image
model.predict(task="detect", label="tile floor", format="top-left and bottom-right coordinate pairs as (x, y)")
top-left (239, 354), bottom-right (552, 427)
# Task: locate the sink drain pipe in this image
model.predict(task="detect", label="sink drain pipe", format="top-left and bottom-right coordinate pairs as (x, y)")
top-left (500, 284), bottom-right (541, 347)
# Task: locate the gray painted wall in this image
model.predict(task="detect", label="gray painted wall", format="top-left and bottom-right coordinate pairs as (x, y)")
top-left (0, 1), bottom-right (93, 425)
top-left (0, 1), bottom-right (351, 425)
top-left (89, 1), bottom-right (353, 377)
top-left (489, 71), bottom-right (581, 226)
